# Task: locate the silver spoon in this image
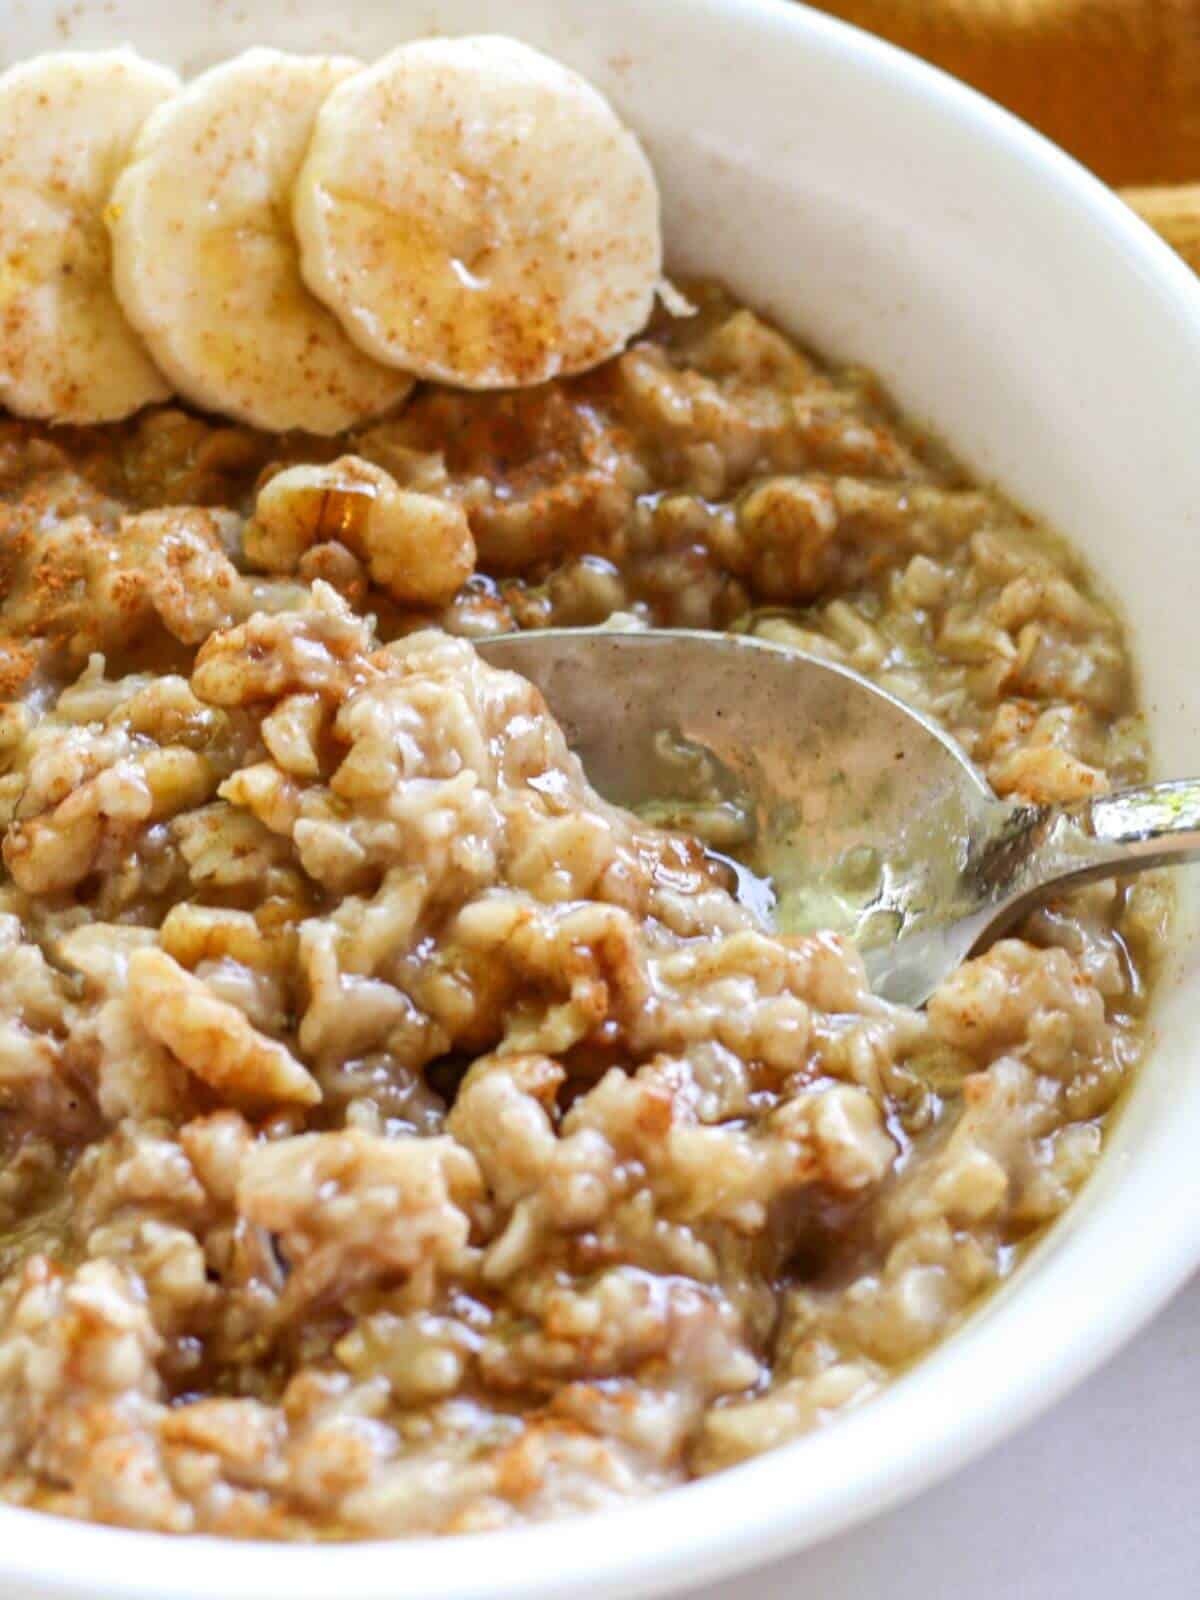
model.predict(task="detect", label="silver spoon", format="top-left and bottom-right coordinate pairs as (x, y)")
top-left (477, 628), bottom-right (1200, 1007)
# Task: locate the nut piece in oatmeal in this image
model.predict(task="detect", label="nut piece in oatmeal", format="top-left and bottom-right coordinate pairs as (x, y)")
top-left (247, 457), bottom-right (476, 607)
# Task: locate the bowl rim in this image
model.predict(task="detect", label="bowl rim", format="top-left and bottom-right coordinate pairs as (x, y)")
top-left (4, 1), bottom-right (1200, 1597)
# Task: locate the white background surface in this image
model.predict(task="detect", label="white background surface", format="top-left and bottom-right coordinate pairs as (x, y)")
top-left (694, 1275), bottom-right (1199, 1598)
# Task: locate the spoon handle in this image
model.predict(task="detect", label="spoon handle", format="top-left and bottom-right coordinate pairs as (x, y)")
top-left (966, 779), bottom-right (1200, 949)
top-left (1072, 779), bottom-right (1200, 872)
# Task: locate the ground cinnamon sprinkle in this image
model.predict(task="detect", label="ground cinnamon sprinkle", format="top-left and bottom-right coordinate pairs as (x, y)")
top-left (0, 521), bottom-right (31, 604)
top-left (0, 637), bottom-right (34, 698)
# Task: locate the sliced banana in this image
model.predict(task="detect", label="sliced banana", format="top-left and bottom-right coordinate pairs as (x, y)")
top-left (108, 49), bottom-right (411, 435)
top-left (0, 49), bottom-right (177, 423)
top-left (293, 35), bottom-right (662, 390)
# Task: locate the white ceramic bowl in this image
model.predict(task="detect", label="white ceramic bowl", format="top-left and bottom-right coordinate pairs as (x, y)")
top-left (6, 2), bottom-right (1200, 1596)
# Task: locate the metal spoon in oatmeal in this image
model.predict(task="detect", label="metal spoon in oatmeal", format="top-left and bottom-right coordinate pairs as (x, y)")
top-left (480, 628), bottom-right (1200, 1005)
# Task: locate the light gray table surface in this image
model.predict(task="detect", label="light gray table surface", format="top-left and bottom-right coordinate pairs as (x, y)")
top-left (693, 1274), bottom-right (1199, 1598)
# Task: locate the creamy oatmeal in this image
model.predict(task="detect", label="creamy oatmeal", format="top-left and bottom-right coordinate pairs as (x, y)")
top-left (0, 288), bottom-right (1163, 1537)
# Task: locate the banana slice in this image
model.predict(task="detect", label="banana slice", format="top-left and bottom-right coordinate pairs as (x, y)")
top-left (293, 35), bottom-right (662, 390)
top-left (0, 49), bottom-right (177, 423)
top-left (108, 49), bottom-right (411, 435)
